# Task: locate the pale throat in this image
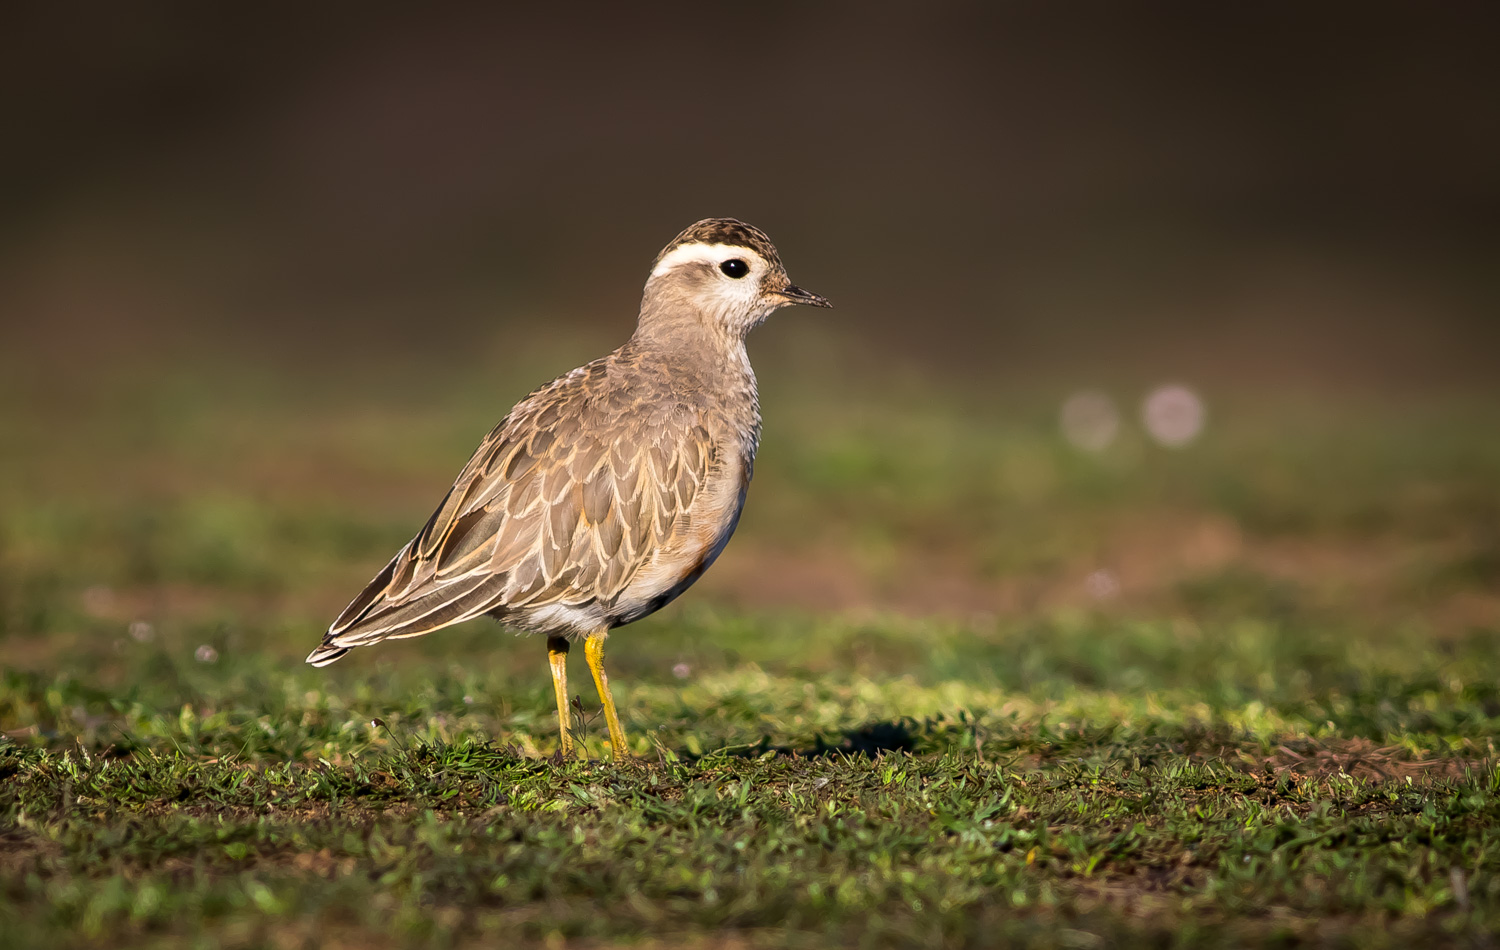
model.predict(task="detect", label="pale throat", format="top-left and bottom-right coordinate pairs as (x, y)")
top-left (628, 291), bottom-right (756, 409)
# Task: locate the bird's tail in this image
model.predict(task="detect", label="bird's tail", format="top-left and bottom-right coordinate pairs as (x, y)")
top-left (305, 642), bottom-right (351, 667)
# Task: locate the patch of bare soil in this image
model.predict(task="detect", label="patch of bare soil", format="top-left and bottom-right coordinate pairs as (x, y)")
top-left (0, 828), bottom-right (65, 876)
top-left (703, 515), bottom-right (1499, 636)
top-left (1246, 737), bottom-right (1488, 782)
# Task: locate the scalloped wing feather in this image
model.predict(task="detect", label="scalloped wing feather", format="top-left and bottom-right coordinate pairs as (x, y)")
top-left (305, 356), bottom-right (725, 664)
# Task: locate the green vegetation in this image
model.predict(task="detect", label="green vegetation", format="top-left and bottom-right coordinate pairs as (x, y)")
top-left (3, 356), bottom-right (1499, 947)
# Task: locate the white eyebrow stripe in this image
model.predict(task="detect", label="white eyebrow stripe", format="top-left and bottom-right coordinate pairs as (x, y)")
top-left (651, 243), bottom-right (767, 278)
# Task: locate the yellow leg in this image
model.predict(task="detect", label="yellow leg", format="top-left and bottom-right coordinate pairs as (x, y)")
top-left (547, 636), bottom-right (574, 758)
top-left (584, 631), bottom-right (629, 759)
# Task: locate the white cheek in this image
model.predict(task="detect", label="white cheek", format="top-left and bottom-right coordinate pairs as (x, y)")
top-left (704, 274), bottom-right (764, 313)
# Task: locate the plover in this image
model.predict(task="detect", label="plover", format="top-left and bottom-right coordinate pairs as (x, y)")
top-left (306, 218), bottom-right (829, 758)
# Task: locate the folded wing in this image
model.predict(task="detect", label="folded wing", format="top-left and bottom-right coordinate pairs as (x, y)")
top-left (305, 365), bottom-right (714, 666)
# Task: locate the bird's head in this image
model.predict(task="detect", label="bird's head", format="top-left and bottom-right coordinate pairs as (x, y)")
top-left (639, 218), bottom-right (830, 340)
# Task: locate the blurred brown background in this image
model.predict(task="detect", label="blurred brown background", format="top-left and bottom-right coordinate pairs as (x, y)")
top-left (3, 2), bottom-right (1497, 393)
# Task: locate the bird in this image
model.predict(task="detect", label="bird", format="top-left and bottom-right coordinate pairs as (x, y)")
top-left (306, 218), bottom-right (830, 759)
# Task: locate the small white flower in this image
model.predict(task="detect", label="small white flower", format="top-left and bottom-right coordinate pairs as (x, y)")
top-left (671, 663), bottom-right (691, 680)
top-left (1142, 384), bottom-right (1206, 447)
top-left (128, 621), bottom-right (155, 643)
top-left (1060, 391), bottom-right (1120, 453)
top-left (194, 645), bottom-right (219, 664)
top-left (1085, 569), bottom-right (1120, 600)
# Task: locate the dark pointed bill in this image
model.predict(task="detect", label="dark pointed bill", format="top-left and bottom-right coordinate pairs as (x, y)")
top-left (776, 284), bottom-right (832, 308)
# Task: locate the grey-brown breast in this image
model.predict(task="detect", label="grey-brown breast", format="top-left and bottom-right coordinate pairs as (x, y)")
top-left (321, 343), bottom-right (754, 649)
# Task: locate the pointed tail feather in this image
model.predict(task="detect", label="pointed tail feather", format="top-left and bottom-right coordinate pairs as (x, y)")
top-left (305, 643), bottom-right (350, 667)
top-left (306, 572), bottom-right (511, 667)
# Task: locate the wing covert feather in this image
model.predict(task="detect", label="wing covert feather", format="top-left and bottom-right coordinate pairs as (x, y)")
top-left (319, 361), bottom-right (722, 651)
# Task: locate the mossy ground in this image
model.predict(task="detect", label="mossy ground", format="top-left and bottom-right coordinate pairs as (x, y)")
top-left (3, 359), bottom-right (1498, 947)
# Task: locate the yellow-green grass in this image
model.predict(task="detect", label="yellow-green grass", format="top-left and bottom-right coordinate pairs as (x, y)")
top-left (3, 355), bottom-right (1499, 947)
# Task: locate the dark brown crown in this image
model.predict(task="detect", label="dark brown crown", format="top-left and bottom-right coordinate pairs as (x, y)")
top-left (653, 218), bottom-right (783, 270)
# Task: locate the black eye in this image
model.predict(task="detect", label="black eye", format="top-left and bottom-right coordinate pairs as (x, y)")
top-left (719, 259), bottom-right (749, 279)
